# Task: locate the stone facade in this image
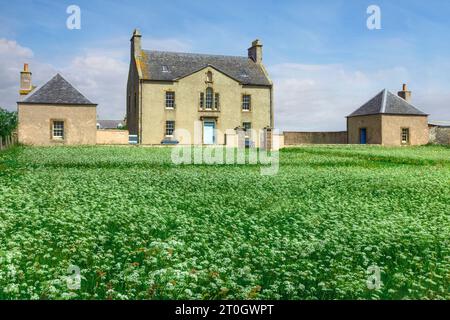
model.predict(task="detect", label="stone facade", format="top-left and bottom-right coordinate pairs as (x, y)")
top-left (381, 115), bottom-right (429, 146)
top-left (96, 129), bottom-right (129, 145)
top-left (347, 114), bottom-right (429, 146)
top-left (127, 30), bottom-right (273, 146)
top-left (284, 131), bottom-right (348, 145)
top-left (429, 125), bottom-right (450, 145)
top-left (18, 104), bottom-right (97, 146)
top-left (347, 115), bottom-right (382, 145)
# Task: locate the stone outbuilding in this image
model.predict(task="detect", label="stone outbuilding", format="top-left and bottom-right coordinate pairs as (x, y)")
top-left (347, 85), bottom-right (429, 146)
top-left (17, 64), bottom-right (97, 146)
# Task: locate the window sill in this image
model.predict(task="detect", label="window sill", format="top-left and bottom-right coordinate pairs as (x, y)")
top-left (165, 107), bottom-right (175, 110)
top-left (199, 109), bottom-right (220, 112)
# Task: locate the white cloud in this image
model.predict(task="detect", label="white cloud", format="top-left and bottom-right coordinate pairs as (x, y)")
top-left (268, 63), bottom-right (449, 131)
top-left (61, 53), bottom-right (128, 120)
top-left (0, 39), bottom-right (56, 110)
top-left (0, 39), bottom-right (35, 110)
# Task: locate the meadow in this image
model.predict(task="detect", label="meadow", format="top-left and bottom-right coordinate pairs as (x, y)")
top-left (0, 145), bottom-right (449, 300)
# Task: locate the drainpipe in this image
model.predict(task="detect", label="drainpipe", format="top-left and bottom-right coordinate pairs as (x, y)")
top-left (270, 84), bottom-right (274, 128)
top-left (139, 79), bottom-right (143, 144)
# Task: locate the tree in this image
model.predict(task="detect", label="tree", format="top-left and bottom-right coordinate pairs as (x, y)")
top-left (0, 108), bottom-right (18, 138)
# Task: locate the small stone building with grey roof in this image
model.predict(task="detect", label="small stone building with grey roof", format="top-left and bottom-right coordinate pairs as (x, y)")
top-left (17, 65), bottom-right (97, 145)
top-left (127, 29), bottom-right (273, 146)
top-left (347, 85), bottom-right (429, 146)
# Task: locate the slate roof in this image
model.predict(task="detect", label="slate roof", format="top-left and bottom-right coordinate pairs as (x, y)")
top-left (21, 74), bottom-right (95, 105)
top-left (139, 50), bottom-right (272, 86)
top-left (97, 120), bottom-right (125, 129)
top-left (348, 89), bottom-right (427, 117)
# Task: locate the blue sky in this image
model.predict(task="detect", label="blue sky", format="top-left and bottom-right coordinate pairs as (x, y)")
top-left (1, 0), bottom-right (449, 130)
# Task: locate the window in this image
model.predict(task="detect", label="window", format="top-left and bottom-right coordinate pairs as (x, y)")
top-left (242, 94), bottom-right (251, 111)
top-left (199, 92), bottom-right (205, 109)
top-left (52, 121), bottom-right (64, 140)
top-left (205, 87), bottom-right (214, 110)
top-left (243, 122), bottom-right (252, 138)
top-left (215, 93), bottom-right (220, 110)
top-left (401, 128), bottom-right (410, 144)
top-left (162, 65), bottom-right (169, 73)
top-left (165, 91), bottom-right (175, 109)
top-left (165, 121), bottom-right (175, 136)
top-left (206, 71), bottom-right (213, 82)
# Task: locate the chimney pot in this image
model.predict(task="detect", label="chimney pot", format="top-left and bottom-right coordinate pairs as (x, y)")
top-left (24, 63), bottom-right (29, 72)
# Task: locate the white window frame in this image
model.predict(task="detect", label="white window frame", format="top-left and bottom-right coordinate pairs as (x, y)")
top-left (401, 128), bottom-right (410, 145)
top-left (165, 91), bottom-right (175, 109)
top-left (165, 121), bottom-right (175, 137)
top-left (242, 94), bottom-right (251, 111)
top-left (52, 120), bottom-right (65, 140)
top-left (205, 88), bottom-right (214, 110)
top-left (243, 122), bottom-right (252, 138)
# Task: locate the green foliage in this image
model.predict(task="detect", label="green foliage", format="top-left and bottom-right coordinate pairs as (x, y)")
top-left (0, 108), bottom-right (18, 138)
top-left (0, 146), bottom-right (448, 300)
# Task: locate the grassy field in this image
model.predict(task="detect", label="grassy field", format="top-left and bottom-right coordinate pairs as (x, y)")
top-left (0, 145), bottom-right (449, 300)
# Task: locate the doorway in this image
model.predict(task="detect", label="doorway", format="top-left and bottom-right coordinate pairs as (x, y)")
top-left (360, 128), bottom-right (367, 144)
top-left (203, 121), bottom-right (216, 145)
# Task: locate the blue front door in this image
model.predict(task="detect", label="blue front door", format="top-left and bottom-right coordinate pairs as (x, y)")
top-left (360, 128), bottom-right (367, 144)
top-left (203, 121), bottom-right (215, 144)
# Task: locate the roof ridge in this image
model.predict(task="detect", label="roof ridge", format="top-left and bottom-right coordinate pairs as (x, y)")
top-left (143, 49), bottom-right (249, 60)
top-left (380, 89), bottom-right (388, 113)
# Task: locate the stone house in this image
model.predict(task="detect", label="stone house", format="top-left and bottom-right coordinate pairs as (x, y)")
top-left (17, 64), bottom-right (97, 146)
top-left (126, 30), bottom-right (273, 146)
top-left (347, 85), bottom-right (429, 146)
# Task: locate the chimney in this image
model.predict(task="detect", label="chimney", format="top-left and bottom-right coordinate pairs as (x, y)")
top-left (398, 83), bottom-right (412, 103)
top-left (248, 39), bottom-right (263, 64)
top-left (20, 63), bottom-right (33, 96)
top-left (130, 28), bottom-right (142, 57)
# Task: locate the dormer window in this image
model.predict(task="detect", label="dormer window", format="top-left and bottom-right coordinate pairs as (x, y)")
top-left (206, 71), bottom-right (213, 83)
top-left (162, 65), bottom-right (169, 73)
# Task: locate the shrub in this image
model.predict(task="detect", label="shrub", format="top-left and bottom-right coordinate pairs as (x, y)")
top-left (0, 108), bottom-right (18, 138)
